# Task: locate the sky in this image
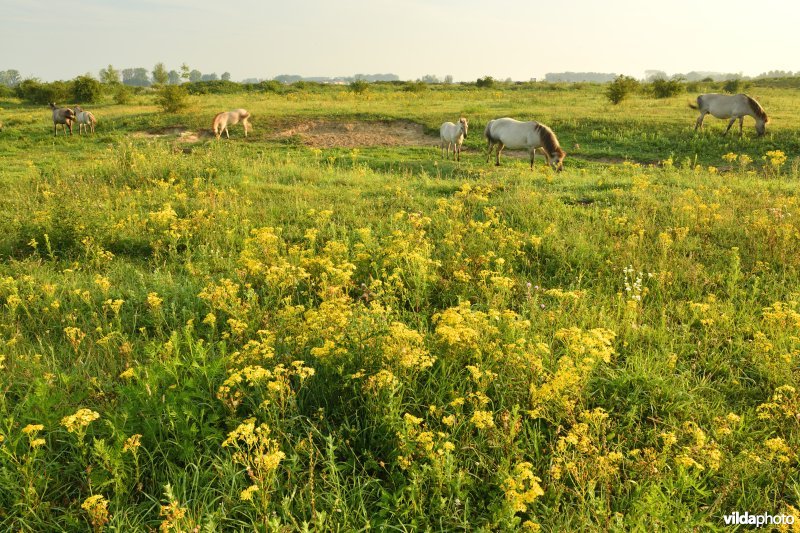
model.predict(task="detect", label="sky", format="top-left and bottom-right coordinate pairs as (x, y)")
top-left (2, 0), bottom-right (799, 82)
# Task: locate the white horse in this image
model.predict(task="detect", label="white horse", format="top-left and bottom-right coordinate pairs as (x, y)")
top-left (439, 117), bottom-right (468, 161)
top-left (690, 93), bottom-right (769, 136)
top-left (73, 106), bottom-right (97, 134)
top-left (212, 109), bottom-right (251, 139)
top-left (484, 117), bottom-right (566, 171)
top-left (49, 103), bottom-right (76, 136)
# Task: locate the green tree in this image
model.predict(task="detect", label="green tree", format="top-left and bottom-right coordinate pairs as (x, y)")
top-left (189, 69), bottom-right (202, 82)
top-left (72, 75), bottom-right (103, 103)
top-left (476, 76), bottom-right (495, 88)
top-left (168, 70), bottom-right (181, 85)
top-left (221, 72), bottom-right (231, 81)
top-left (0, 69), bottom-right (22, 87)
top-left (99, 64), bottom-right (120, 84)
top-left (180, 63), bottom-right (191, 82)
top-left (152, 63), bottom-right (169, 86)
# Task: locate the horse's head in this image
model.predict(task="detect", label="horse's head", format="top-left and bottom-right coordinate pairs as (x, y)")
top-left (756, 117), bottom-right (768, 136)
top-left (550, 149), bottom-right (566, 172)
top-left (49, 102), bottom-right (56, 109)
top-left (459, 117), bottom-right (468, 138)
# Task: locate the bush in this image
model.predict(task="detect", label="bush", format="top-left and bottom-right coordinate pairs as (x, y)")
top-left (155, 85), bottom-right (189, 113)
top-left (403, 81), bottom-right (427, 93)
top-left (16, 79), bottom-right (71, 105)
top-left (476, 76), bottom-right (495, 88)
top-left (723, 79), bottom-right (743, 94)
top-left (349, 79), bottom-right (369, 94)
top-left (72, 76), bottom-right (103, 103)
top-left (254, 80), bottom-right (284, 94)
top-left (606, 75), bottom-right (639, 105)
top-left (651, 78), bottom-right (684, 99)
top-left (184, 80), bottom-right (243, 95)
top-left (113, 84), bottom-right (132, 105)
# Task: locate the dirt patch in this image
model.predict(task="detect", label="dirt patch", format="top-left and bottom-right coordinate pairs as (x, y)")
top-left (134, 126), bottom-right (214, 143)
top-left (272, 119), bottom-right (437, 148)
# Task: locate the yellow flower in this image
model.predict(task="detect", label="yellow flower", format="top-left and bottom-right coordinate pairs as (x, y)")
top-left (470, 410), bottom-right (495, 429)
top-left (123, 434), bottom-right (142, 453)
top-left (119, 368), bottom-right (135, 379)
top-left (82, 494), bottom-right (110, 531)
top-left (30, 438), bottom-right (46, 448)
top-left (22, 424), bottom-right (44, 434)
top-left (441, 415), bottom-right (456, 427)
top-left (147, 292), bottom-right (163, 310)
top-left (240, 484), bottom-right (259, 501)
top-left (61, 408), bottom-right (100, 433)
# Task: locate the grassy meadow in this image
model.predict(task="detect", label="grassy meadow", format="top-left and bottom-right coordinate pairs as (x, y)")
top-left (0, 83), bottom-right (799, 531)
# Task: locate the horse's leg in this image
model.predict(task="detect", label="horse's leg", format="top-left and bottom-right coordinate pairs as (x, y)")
top-left (738, 117), bottom-right (744, 136)
top-left (225, 126), bottom-right (230, 139)
top-left (723, 118), bottom-right (736, 136)
top-left (694, 113), bottom-right (706, 132)
top-left (541, 148), bottom-right (552, 169)
top-left (495, 143), bottom-right (504, 166)
top-left (486, 140), bottom-right (492, 163)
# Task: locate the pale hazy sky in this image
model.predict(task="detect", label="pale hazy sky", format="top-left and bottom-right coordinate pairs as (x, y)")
top-left (2, 0), bottom-right (798, 82)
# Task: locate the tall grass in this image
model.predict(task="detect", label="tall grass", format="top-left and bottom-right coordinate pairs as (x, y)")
top-left (0, 86), bottom-right (798, 530)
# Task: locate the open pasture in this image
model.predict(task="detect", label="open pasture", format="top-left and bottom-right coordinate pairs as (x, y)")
top-left (0, 84), bottom-right (799, 530)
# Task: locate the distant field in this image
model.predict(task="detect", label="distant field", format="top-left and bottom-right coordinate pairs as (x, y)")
top-left (0, 85), bottom-right (798, 531)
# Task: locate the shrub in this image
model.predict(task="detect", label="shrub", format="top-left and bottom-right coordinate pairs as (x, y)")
top-left (651, 78), bottom-right (684, 99)
top-left (606, 75), bottom-right (639, 105)
top-left (254, 80), bottom-right (284, 94)
top-left (155, 85), bottom-right (189, 113)
top-left (113, 84), bottom-right (132, 105)
top-left (723, 79), bottom-right (743, 94)
top-left (16, 79), bottom-right (71, 105)
top-left (184, 80), bottom-right (243, 95)
top-left (349, 79), bottom-right (369, 94)
top-left (476, 76), bottom-right (495, 88)
top-left (403, 81), bottom-right (427, 93)
top-left (72, 76), bottom-right (103, 103)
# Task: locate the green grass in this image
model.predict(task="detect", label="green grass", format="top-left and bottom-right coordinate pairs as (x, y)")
top-left (0, 85), bottom-right (798, 531)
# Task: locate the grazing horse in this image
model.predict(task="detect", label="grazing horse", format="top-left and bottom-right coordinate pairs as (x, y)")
top-left (49, 103), bottom-right (76, 136)
top-left (484, 117), bottom-right (566, 171)
top-left (439, 117), bottom-right (469, 161)
top-left (73, 106), bottom-right (97, 134)
top-left (690, 93), bottom-right (769, 136)
top-left (212, 109), bottom-right (251, 139)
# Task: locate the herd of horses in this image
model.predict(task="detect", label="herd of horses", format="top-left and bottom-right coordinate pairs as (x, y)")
top-left (47, 92), bottom-right (769, 172)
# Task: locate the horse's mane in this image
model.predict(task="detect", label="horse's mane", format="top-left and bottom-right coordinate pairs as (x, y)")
top-left (745, 95), bottom-right (769, 123)
top-left (535, 122), bottom-right (564, 156)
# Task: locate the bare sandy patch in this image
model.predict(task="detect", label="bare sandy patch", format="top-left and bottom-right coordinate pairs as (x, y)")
top-left (272, 119), bottom-right (438, 148)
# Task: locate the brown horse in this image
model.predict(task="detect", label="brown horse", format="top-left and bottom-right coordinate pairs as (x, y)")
top-left (49, 103), bottom-right (76, 136)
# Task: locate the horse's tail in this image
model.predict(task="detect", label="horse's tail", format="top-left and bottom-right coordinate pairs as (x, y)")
top-left (688, 102), bottom-right (698, 110)
top-left (89, 112), bottom-right (97, 125)
top-left (484, 120), bottom-right (494, 141)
